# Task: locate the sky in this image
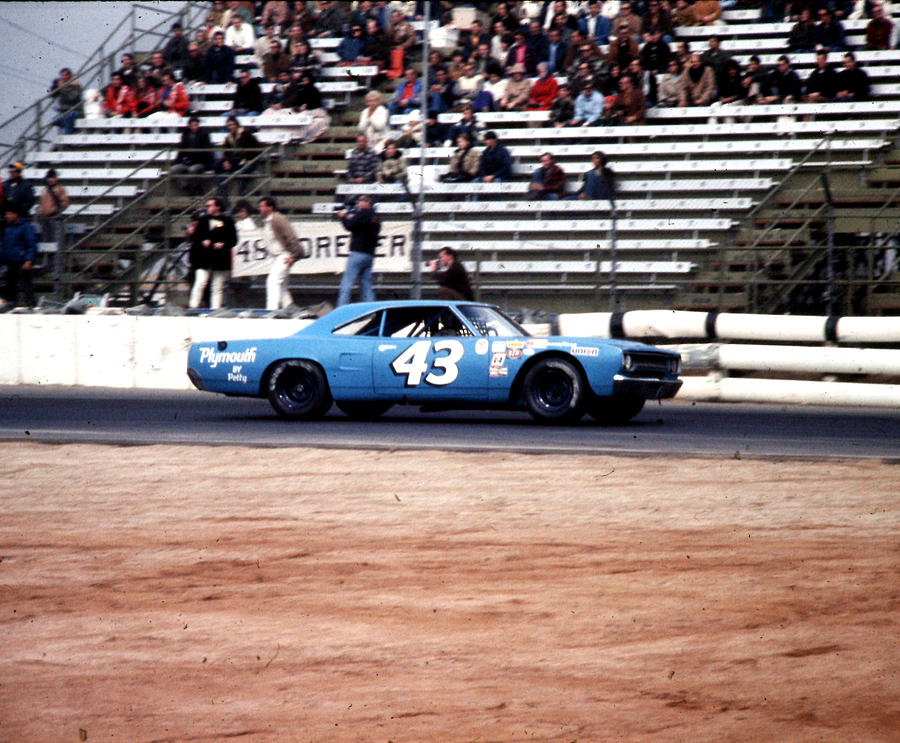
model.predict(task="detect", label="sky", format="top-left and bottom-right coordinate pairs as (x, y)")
top-left (0, 1), bottom-right (184, 148)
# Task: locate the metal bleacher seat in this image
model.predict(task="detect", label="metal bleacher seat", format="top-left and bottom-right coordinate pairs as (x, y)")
top-left (731, 49), bottom-right (900, 68)
top-left (331, 176), bottom-right (776, 202)
top-left (65, 185), bottom-right (139, 198)
top-left (466, 259), bottom-right (696, 275)
top-left (23, 167), bottom-right (162, 182)
top-left (427, 238), bottom-right (716, 253)
top-left (485, 119), bottom-right (900, 143)
top-left (404, 138), bottom-right (887, 163)
top-left (315, 196), bottom-right (752, 215)
top-left (676, 18), bottom-right (874, 38)
top-left (645, 100), bottom-right (900, 122)
top-left (26, 149), bottom-right (175, 164)
top-left (421, 217), bottom-right (736, 234)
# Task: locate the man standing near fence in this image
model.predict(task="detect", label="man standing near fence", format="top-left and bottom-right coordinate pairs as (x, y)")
top-left (257, 196), bottom-right (307, 310)
top-left (336, 195), bottom-right (380, 306)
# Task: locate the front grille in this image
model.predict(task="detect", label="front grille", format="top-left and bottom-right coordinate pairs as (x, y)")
top-left (622, 351), bottom-right (680, 377)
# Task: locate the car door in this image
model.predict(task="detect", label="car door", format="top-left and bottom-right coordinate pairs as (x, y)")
top-left (372, 306), bottom-right (487, 401)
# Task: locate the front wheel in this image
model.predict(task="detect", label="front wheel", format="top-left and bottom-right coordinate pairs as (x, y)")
top-left (267, 360), bottom-right (333, 420)
top-left (588, 396), bottom-right (645, 425)
top-left (522, 357), bottom-right (586, 424)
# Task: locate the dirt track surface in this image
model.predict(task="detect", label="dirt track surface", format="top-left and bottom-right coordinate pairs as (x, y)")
top-left (1, 443), bottom-right (898, 742)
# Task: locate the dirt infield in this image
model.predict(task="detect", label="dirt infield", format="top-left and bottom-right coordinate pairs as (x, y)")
top-left (1, 443), bottom-right (897, 743)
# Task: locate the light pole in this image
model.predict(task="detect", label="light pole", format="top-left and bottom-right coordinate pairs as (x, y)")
top-left (410, 3), bottom-right (430, 299)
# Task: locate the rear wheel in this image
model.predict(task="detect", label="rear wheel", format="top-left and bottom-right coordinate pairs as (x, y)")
top-left (588, 396), bottom-right (645, 425)
top-left (267, 360), bottom-right (332, 420)
top-left (522, 357), bottom-right (585, 424)
top-left (335, 401), bottom-right (393, 420)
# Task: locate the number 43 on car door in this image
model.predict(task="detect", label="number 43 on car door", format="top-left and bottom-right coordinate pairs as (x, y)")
top-left (377, 338), bottom-right (482, 398)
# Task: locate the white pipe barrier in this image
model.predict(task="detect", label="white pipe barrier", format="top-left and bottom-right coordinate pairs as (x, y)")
top-left (680, 376), bottom-right (900, 408)
top-left (673, 344), bottom-right (900, 375)
top-left (556, 310), bottom-right (900, 409)
top-left (558, 310), bottom-right (900, 344)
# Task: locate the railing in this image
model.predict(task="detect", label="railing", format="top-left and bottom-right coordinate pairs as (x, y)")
top-left (56, 142), bottom-right (283, 303)
top-left (732, 134), bottom-right (854, 314)
top-left (0, 2), bottom-right (206, 165)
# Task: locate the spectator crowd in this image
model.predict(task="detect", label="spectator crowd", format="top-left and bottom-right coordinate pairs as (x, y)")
top-left (7, 0), bottom-right (895, 311)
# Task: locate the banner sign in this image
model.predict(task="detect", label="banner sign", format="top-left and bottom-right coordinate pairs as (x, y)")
top-left (232, 221), bottom-right (413, 277)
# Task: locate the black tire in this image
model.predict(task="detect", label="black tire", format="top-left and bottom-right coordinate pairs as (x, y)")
top-left (335, 400), bottom-right (393, 420)
top-left (522, 357), bottom-right (586, 424)
top-left (588, 396), bottom-right (645, 425)
top-left (267, 360), bottom-right (332, 420)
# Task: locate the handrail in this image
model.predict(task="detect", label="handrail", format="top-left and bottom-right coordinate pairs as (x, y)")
top-left (58, 141), bottom-right (282, 297)
top-left (0, 2), bottom-right (206, 165)
top-left (745, 132), bottom-right (834, 220)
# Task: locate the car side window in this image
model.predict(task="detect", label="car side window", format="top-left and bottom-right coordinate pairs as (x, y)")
top-left (332, 311), bottom-right (382, 336)
top-left (382, 307), bottom-right (472, 338)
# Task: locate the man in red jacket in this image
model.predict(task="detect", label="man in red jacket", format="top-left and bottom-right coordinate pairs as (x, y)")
top-left (158, 71), bottom-right (191, 115)
top-left (104, 73), bottom-right (136, 118)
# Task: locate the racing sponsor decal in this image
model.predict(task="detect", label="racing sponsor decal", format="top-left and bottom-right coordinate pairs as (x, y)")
top-left (199, 346), bottom-right (258, 369)
top-left (526, 339), bottom-right (548, 349)
top-left (506, 348), bottom-right (522, 360)
top-left (507, 340), bottom-right (525, 349)
top-left (489, 350), bottom-right (508, 377)
top-left (491, 341), bottom-right (507, 353)
top-left (572, 346), bottom-right (600, 357)
top-left (227, 367), bottom-right (248, 384)
top-left (475, 338), bottom-right (489, 355)
top-left (390, 339), bottom-right (464, 387)
top-left (523, 347), bottom-right (535, 356)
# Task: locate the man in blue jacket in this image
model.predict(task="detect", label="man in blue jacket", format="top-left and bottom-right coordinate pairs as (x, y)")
top-left (0, 201), bottom-right (38, 309)
top-left (477, 131), bottom-right (512, 183)
top-left (336, 195), bottom-right (381, 306)
top-left (205, 31), bottom-right (236, 84)
top-left (3, 162), bottom-right (35, 216)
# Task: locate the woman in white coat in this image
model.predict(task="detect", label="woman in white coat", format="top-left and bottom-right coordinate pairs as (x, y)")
top-left (357, 91), bottom-right (390, 154)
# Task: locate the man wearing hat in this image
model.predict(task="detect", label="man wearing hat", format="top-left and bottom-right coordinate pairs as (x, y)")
top-left (477, 131), bottom-right (512, 183)
top-left (4, 163), bottom-right (35, 216)
top-left (0, 201), bottom-right (38, 309)
top-left (38, 168), bottom-right (70, 243)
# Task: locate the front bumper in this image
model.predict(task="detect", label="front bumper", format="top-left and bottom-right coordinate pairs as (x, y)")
top-left (613, 375), bottom-right (683, 400)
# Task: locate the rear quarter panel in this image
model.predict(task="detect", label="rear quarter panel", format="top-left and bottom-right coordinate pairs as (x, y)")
top-left (189, 336), bottom-right (324, 396)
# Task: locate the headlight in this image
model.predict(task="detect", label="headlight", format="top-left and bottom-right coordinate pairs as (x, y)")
top-left (622, 353), bottom-right (634, 372)
top-left (667, 356), bottom-right (682, 375)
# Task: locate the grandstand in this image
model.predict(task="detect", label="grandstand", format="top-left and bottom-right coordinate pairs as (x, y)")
top-left (4, 2), bottom-right (900, 315)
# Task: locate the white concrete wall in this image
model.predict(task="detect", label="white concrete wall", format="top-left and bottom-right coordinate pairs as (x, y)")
top-left (0, 314), bottom-right (311, 389)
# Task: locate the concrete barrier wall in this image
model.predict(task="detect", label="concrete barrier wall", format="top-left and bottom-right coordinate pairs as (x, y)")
top-left (0, 314), bottom-right (312, 389)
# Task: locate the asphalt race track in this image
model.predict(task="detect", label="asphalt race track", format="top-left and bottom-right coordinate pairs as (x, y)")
top-left (2, 385), bottom-right (899, 460)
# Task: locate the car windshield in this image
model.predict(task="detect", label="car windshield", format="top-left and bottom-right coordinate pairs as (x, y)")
top-left (457, 305), bottom-right (529, 337)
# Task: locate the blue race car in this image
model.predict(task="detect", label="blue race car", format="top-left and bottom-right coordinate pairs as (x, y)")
top-left (187, 300), bottom-right (682, 424)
